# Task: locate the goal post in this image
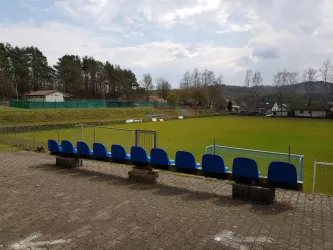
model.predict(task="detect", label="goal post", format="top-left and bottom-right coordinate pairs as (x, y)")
top-left (312, 160), bottom-right (333, 195)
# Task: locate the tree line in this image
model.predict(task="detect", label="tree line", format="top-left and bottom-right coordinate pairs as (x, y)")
top-left (242, 59), bottom-right (333, 114)
top-left (140, 68), bottom-right (225, 110)
top-left (0, 42), bottom-right (147, 101)
top-left (0, 42), bottom-right (225, 108)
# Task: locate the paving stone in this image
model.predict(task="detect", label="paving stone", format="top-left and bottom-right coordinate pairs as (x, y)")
top-left (0, 151), bottom-right (333, 250)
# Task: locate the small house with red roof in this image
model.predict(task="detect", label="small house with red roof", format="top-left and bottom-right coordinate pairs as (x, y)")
top-left (25, 90), bottom-right (72, 102)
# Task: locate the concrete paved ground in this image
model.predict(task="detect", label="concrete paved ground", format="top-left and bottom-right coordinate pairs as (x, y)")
top-left (0, 151), bottom-right (332, 250)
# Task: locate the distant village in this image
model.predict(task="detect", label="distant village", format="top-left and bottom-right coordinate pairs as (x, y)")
top-left (228, 99), bottom-right (333, 118)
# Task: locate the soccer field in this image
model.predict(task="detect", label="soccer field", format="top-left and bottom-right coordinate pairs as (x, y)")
top-left (12, 116), bottom-right (333, 192)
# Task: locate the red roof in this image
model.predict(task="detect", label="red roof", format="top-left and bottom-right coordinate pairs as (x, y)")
top-left (25, 90), bottom-right (71, 97)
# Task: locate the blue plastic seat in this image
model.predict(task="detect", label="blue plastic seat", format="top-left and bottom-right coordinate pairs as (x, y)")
top-left (268, 162), bottom-right (298, 184)
top-left (61, 140), bottom-right (77, 154)
top-left (111, 144), bottom-right (130, 161)
top-left (175, 151), bottom-right (200, 170)
top-left (150, 148), bottom-right (175, 167)
top-left (77, 141), bottom-right (93, 156)
top-left (48, 140), bottom-right (62, 154)
top-left (202, 154), bottom-right (228, 174)
top-left (232, 157), bottom-right (260, 179)
top-left (130, 146), bottom-right (150, 163)
top-left (93, 143), bottom-right (111, 158)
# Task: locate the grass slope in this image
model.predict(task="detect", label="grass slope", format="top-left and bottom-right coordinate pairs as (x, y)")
top-left (0, 107), bottom-right (185, 127)
top-left (14, 116), bottom-right (333, 191)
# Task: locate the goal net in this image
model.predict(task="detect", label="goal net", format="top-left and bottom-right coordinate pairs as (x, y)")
top-left (205, 145), bottom-right (304, 181)
top-left (312, 161), bottom-right (333, 195)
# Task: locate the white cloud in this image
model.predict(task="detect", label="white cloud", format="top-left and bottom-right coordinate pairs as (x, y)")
top-left (0, 21), bottom-right (250, 85)
top-left (0, 22), bottom-right (118, 64)
top-left (2, 0), bottom-right (333, 86)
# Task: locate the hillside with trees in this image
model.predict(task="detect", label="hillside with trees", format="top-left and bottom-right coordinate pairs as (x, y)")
top-left (1, 42), bottom-right (333, 112)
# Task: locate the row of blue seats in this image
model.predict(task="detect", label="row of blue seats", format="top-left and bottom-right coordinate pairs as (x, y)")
top-left (48, 140), bottom-right (299, 187)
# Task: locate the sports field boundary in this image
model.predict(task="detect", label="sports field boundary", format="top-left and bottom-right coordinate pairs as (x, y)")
top-left (0, 113), bottom-right (227, 134)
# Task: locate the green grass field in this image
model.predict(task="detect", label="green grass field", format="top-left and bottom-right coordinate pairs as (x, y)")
top-left (12, 116), bottom-right (333, 191)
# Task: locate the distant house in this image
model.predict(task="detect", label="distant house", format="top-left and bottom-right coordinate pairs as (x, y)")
top-left (293, 103), bottom-right (328, 118)
top-left (232, 105), bottom-right (240, 112)
top-left (25, 90), bottom-right (72, 102)
top-left (271, 102), bottom-right (289, 116)
top-left (256, 102), bottom-right (273, 115)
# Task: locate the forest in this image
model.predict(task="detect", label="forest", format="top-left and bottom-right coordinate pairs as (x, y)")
top-left (0, 42), bottom-right (141, 101)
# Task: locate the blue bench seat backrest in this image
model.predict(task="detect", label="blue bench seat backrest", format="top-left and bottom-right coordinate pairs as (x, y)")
top-left (131, 146), bottom-right (150, 163)
top-left (232, 157), bottom-right (260, 179)
top-left (175, 151), bottom-right (200, 169)
top-left (268, 161), bottom-right (298, 184)
top-left (48, 140), bottom-right (61, 153)
top-left (93, 143), bottom-right (111, 157)
top-left (150, 148), bottom-right (174, 165)
top-left (111, 144), bottom-right (130, 160)
top-left (202, 154), bottom-right (228, 174)
top-left (77, 141), bottom-right (93, 156)
top-left (61, 140), bottom-right (77, 154)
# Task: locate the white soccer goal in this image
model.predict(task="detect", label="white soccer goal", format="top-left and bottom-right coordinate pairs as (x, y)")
top-left (312, 160), bottom-right (333, 195)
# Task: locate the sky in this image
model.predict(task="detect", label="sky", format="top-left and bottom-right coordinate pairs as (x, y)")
top-left (1, 0), bottom-right (333, 87)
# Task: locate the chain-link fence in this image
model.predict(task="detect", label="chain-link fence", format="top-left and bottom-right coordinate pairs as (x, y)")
top-left (0, 125), bottom-right (158, 153)
top-left (0, 127), bottom-right (48, 149)
top-left (10, 100), bottom-right (107, 109)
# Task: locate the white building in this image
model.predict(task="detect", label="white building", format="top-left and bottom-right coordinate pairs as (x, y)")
top-left (25, 90), bottom-right (71, 102)
top-left (271, 102), bottom-right (289, 116)
top-left (293, 103), bottom-right (329, 118)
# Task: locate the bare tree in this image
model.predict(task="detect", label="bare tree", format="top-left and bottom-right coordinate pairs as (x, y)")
top-left (201, 69), bottom-right (216, 87)
top-left (252, 71), bottom-right (263, 110)
top-left (244, 70), bottom-right (253, 108)
top-left (216, 74), bottom-right (224, 85)
top-left (286, 71), bottom-right (299, 115)
top-left (244, 70), bottom-right (253, 88)
top-left (140, 73), bottom-right (154, 100)
top-left (302, 68), bottom-right (317, 117)
top-left (179, 71), bottom-right (192, 104)
top-left (201, 69), bottom-right (210, 87)
top-left (156, 77), bottom-right (171, 100)
top-left (191, 68), bottom-right (202, 88)
top-left (320, 59), bottom-right (333, 110)
top-left (179, 71), bottom-right (192, 89)
top-left (273, 70), bottom-right (288, 116)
